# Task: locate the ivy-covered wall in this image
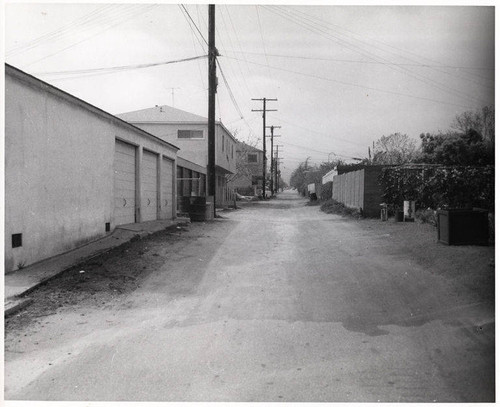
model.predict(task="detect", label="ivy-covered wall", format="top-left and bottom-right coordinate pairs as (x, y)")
top-left (379, 165), bottom-right (494, 211)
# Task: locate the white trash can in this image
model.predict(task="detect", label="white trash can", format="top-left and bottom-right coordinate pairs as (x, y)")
top-left (403, 200), bottom-right (415, 222)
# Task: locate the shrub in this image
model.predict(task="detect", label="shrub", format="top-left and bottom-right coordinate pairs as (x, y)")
top-left (415, 208), bottom-right (437, 226)
top-left (321, 181), bottom-right (333, 201)
top-left (379, 165), bottom-right (494, 211)
top-left (320, 199), bottom-right (363, 218)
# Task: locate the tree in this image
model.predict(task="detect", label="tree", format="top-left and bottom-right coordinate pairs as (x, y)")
top-left (289, 158), bottom-right (344, 196)
top-left (227, 134), bottom-right (261, 184)
top-left (419, 129), bottom-right (493, 165)
top-left (372, 133), bottom-right (418, 165)
top-left (451, 105), bottom-right (494, 144)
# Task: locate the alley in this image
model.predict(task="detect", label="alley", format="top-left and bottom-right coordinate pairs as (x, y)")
top-left (5, 190), bottom-right (494, 402)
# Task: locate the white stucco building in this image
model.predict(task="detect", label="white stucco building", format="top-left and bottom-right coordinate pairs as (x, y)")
top-left (117, 105), bottom-right (237, 208)
top-left (5, 64), bottom-right (179, 273)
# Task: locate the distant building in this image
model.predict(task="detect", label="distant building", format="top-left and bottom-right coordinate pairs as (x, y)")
top-left (117, 105), bottom-right (237, 208)
top-left (5, 64), bottom-right (178, 273)
top-left (229, 141), bottom-right (264, 196)
top-left (322, 168), bottom-right (338, 184)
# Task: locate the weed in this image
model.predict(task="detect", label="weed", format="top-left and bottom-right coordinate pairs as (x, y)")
top-left (320, 199), bottom-right (363, 219)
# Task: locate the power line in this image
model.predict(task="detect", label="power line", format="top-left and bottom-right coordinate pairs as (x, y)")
top-left (222, 49), bottom-right (495, 71)
top-left (180, 4), bottom-right (208, 46)
top-left (35, 55), bottom-right (207, 77)
top-left (6, 4), bottom-right (118, 57)
top-left (216, 59), bottom-right (244, 119)
top-left (266, 113), bottom-right (365, 149)
top-left (263, 5), bottom-right (489, 106)
top-left (23, 5), bottom-right (157, 68)
top-left (223, 55), bottom-right (478, 110)
top-left (285, 6), bottom-right (494, 84)
top-left (180, 5), bottom-right (207, 93)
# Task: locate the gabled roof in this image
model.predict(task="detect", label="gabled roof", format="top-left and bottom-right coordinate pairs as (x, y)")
top-left (117, 105), bottom-right (207, 123)
top-left (117, 104), bottom-right (239, 143)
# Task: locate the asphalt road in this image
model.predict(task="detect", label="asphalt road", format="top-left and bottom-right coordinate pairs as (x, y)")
top-left (5, 190), bottom-right (495, 402)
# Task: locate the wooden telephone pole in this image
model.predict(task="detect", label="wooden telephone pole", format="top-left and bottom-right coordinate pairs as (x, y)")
top-left (252, 98), bottom-right (277, 198)
top-left (208, 5), bottom-right (217, 216)
top-left (266, 125), bottom-right (281, 195)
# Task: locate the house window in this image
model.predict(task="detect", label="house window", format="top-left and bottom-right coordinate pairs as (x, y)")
top-left (178, 130), bottom-right (203, 139)
top-left (222, 135), bottom-right (225, 151)
top-left (248, 153), bottom-right (258, 163)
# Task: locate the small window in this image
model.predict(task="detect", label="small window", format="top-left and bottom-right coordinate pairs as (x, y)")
top-left (12, 233), bottom-right (22, 248)
top-left (248, 153), bottom-right (258, 163)
top-left (178, 130), bottom-right (203, 139)
top-left (222, 135), bottom-right (225, 151)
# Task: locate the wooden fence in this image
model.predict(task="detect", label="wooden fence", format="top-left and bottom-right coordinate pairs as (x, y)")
top-left (331, 167), bottom-right (383, 217)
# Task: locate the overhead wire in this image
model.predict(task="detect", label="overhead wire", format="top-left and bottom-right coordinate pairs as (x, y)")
top-left (6, 4), bottom-right (118, 57)
top-left (283, 6), bottom-right (494, 90)
top-left (255, 6), bottom-right (278, 93)
top-left (180, 4), bottom-right (208, 46)
top-left (221, 49), bottom-right (494, 71)
top-left (218, 6), bottom-right (253, 97)
top-left (179, 5), bottom-right (207, 94)
top-left (223, 55), bottom-right (477, 110)
top-left (35, 55), bottom-right (208, 77)
top-left (23, 4), bottom-right (158, 68)
top-left (224, 5), bottom-right (266, 96)
top-left (287, 6), bottom-right (494, 85)
top-left (263, 5), bottom-right (488, 107)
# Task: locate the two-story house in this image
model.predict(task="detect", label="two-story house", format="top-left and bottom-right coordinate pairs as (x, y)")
top-left (117, 105), bottom-right (237, 208)
top-left (229, 141), bottom-right (264, 196)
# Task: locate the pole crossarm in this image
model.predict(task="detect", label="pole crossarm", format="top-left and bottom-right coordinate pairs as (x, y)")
top-left (251, 97), bottom-right (278, 198)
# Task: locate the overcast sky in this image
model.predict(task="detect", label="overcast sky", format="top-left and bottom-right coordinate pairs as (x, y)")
top-left (4, 2), bottom-right (495, 182)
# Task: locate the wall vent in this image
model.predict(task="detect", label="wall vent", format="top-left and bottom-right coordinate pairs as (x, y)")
top-left (12, 233), bottom-right (22, 248)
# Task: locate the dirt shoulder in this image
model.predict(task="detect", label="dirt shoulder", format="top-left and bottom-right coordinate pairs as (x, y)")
top-left (5, 223), bottom-right (192, 333)
top-left (327, 211), bottom-right (495, 305)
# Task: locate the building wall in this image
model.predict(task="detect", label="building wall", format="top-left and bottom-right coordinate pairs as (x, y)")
top-left (230, 147), bottom-right (263, 194)
top-left (5, 68), bottom-right (177, 273)
top-left (331, 168), bottom-right (382, 217)
top-left (129, 121), bottom-right (237, 207)
top-left (126, 122), bottom-right (236, 175)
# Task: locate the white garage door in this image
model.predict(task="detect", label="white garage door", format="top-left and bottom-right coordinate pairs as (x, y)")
top-left (141, 150), bottom-right (158, 221)
top-left (114, 140), bottom-right (136, 225)
top-left (161, 157), bottom-right (174, 219)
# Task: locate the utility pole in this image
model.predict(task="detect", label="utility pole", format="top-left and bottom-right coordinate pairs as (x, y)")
top-left (265, 125), bottom-right (281, 195)
top-left (275, 145), bottom-right (283, 193)
top-left (208, 4), bottom-right (217, 216)
top-left (252, 98), bottom-right (277, 198)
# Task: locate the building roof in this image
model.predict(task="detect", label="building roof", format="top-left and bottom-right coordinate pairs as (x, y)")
top-left (117, 104), bottom-right (238, 143)
top-left (117, 105), bottom-right (208, 123)
top-left (5, 64), bottom-right (179, 152)
top-left (236, 141), bottom-right (263, 154)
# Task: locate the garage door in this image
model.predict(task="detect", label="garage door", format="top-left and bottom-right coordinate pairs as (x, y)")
top-left (161, 157), bottom-right (174, 219)
top-left (114, 139), bottom-right (136, 225)
top-left (141, 150), bottom-right (158, 221)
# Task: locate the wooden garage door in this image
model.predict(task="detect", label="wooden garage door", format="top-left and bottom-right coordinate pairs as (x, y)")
top-left (114, 140), bottom-right (136, 225)
top-left (161, 157), bottom-right (174, 219)
top-left (141, 150), bottom-right (158, 221)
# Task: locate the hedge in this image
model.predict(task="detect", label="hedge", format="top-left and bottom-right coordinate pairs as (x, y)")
top-left (379, 165), bottom-right (494, 211)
